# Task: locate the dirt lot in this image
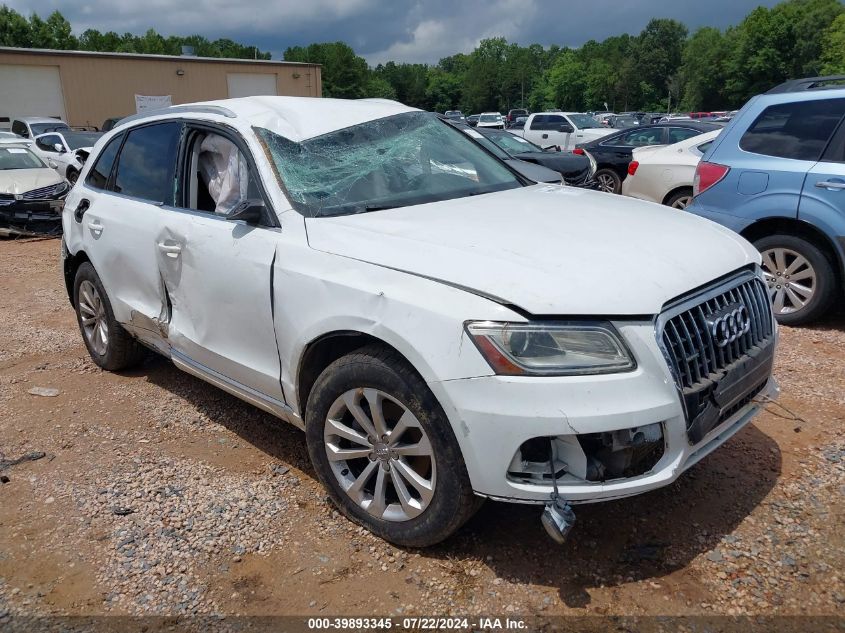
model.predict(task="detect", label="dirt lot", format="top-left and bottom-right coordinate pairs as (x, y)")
top-left (1, 237), bottom-right (844, 623)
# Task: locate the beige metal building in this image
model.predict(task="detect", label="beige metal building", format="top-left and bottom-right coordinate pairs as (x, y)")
top-left (0, 47), bottom-right (322, 129)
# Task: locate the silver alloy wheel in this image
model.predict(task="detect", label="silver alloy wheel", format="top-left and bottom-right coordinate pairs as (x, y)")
top-left (596, 172), bottom-right (617, 193)
top-left (670, 195), bottom-right (692, 209)
top-left (78, 280), bottom-right (109, 356)
top-left (760, 247), bottom-right (817, 315)
top-left (324, 388), bottom-right (436, 522)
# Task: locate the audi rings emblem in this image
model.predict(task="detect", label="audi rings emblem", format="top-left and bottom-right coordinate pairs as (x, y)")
top-left (706, 303), bottom-right (751, 348)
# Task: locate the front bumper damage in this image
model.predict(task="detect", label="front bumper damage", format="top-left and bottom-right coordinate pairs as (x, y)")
top-left (0, 198), bottom-right (64, 237)
top-left (431, 321), bottom-right (779, 506)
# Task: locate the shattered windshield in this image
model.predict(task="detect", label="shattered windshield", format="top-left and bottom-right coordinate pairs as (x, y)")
top-left (255, 111), bottom-right (523, 217)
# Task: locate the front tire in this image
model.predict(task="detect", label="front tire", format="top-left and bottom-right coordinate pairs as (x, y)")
top-left (594, 168), bottom-right (622, 194)
top-left (73, 262), bottom-right (145, 370)
top-left (305, 345), bottom-right (479, 547)
top-left (66, 169), bottom-right (79, 186)
top-left (753, 234), bottom-right (836, 325)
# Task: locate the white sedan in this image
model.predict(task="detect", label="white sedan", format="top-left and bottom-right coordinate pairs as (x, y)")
top-left (621, 129), bottom-right (720, 209)
top-left (32, 130), bottom-right (102, 184)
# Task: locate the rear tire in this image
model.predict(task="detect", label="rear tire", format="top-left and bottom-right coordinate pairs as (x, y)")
top-left (665, 188), bottom-right (693, 210)
top-left (305, 345), bottom-right (479, 547)
top-left (66, 169), bottom-right (79, 186)
top-left (73, 262), bottom-right (145, 370)
top-left (594, 168), bottom-right (622, 194)
top-left (753, 234), bottom-right (836, 326)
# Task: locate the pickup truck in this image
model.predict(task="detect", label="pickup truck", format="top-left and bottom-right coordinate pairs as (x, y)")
top-left (511, 112), bottom-right (614, 151)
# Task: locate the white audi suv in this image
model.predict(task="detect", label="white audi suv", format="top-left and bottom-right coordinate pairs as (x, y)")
top-left (61, 97), bottom-right (778, 546)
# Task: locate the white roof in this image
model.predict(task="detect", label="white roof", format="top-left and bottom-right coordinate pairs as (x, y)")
top-left (14, 116), bottom-right (65, 124)
top-left (187, 96), bottom-right (419, 142)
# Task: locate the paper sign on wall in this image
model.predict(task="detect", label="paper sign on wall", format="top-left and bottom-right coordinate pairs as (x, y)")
top-left (135, 94), bottom-right (173, 113)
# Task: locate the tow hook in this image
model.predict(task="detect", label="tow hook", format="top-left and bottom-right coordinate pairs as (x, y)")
top-left (541, 440), bottom-right (576, 544)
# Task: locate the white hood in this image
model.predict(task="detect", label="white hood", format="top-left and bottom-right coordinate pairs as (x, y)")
top-left (305, 185), bottom-right (760, 316)
top-left (0, 168), bottom-right (63, 195)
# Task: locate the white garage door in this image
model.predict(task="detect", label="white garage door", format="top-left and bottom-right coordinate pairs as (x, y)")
top-left (0, 65), bottom-right (66, 122)
top-left (227, 73), bottom-right (277, 98)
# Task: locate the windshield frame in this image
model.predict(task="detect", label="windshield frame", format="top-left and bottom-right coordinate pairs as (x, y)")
top-left (255, 111), bottom-right (528, 218)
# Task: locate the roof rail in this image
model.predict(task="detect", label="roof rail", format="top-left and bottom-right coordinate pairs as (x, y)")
top-left (117, 104), bottom-right (238, 128)
top-left (766, 75), bottom-right (845, 94)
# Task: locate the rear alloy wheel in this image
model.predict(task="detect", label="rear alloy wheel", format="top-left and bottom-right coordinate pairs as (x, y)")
top-left (753, 234), bottom-right (836, 326)
top-left (666, 188), bottom-right (693, 210)
top-left (594, 169), bottom-right (621, 194)
top-left (305, 345), bottom-right (480, 546)
top-left (73, 262), bottom-right (145, 370)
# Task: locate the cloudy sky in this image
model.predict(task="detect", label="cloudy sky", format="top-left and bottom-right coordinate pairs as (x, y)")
top-left (8, 0), bottom-right (782, 64)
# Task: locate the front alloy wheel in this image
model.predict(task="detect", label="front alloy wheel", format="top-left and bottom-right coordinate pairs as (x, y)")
top-left (324, 388), bottom-right (435, 521)
top-left (305, 345), bottom-right (480, 546)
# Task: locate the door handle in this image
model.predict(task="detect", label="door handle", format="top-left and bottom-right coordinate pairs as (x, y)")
top-left (542, 133), bottom-right (549, 139)
top-left (157, 242), bottom-right (182, 258)
top-left (815, 180), bottom-right (845, 191)
top-left (86, 219), bottom-right (103, 236)
top-left (74, 198), bottom-right (90, 222)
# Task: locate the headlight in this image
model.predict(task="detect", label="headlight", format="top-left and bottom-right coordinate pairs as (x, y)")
top-left (466, 321), bottom-right (635, 376)
top-left (54, 181), bottom-right (69, 195)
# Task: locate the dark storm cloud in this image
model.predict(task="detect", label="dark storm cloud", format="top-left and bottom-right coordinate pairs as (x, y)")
top-left (6, 0), bottom-right (782, 63)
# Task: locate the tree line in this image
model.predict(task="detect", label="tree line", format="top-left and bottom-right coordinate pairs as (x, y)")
top-left (2, 0), bottom-right (845, 113)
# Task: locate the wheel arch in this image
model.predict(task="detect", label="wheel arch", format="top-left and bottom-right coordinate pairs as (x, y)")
top-left (63, 248), bottom-right (91, 306)
top-left (295, 331), bottom-right (426, 421)
top-left (662, 185), bottom-right (693, 206)
top-left (739, 217), bottom-right (844, 285)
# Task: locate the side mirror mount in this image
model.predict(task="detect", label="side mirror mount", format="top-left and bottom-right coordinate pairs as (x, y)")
top-left (227, 198), bottom-right (266, 225)
top-left (557, 123), bottom-right (574, 134)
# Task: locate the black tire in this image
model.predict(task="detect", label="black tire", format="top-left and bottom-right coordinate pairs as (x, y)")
top-left (73, 262), bottom-right (145, 370)
top-left (67, 169), bottom-right (78, 186)
top-left (305, 345), bottom-right (479, 547)
top-left (753, 234), bottom-right (837, 326)
top-left (594, 168), bottom-right (622, 194)
top-left (665, 187), bottom-right (693, 210)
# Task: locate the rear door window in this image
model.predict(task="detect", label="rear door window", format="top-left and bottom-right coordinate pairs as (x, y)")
top-left (113, 122), bottom-right (182, 204)
top-left (85, 134), bottom-right (123, 190)
top-left (739, 98), bottom-right (845, 161)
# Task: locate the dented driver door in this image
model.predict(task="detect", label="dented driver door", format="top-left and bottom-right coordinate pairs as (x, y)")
top-left (154, 209), bottom-right (285, 403)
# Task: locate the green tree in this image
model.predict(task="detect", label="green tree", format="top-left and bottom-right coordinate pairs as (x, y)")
top-left (0, 6), bottom-right (31, 47)
top-left (284, 42), bottom-right (369, 98)
top-left (819, 13), bottom-right (845, 74)
top-left (679, 27), bottom-right (730, 110)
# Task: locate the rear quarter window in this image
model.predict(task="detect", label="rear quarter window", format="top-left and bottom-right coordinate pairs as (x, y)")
top-left (739, 98), bottom-right (845, 161)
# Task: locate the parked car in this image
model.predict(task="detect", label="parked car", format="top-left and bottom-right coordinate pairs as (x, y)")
top-left (510, 116), bottom-right (528, 130)
top-left (465, 126), bottom-right (597, 187)
top-left (506, 108), bottom-right (529, 127)
top-left (622, 129), bottom-right (721, 209)
top-left (476, 112), bottom-right (505, 129)
top-left (62, 97), bottom-right (778, 546)
top-left (450, 123), bottom-right (565, 184)
top-left (607, 115), bottom-right (641, 129)
top-left (11, 117), bottom-right (70, 139)
top-left (688, 75), bottom-right (845, 325)
top-left (101, 117), bottom-right (126, 132)
top-left (512, 112), bottom-right (614, 151)
top-left (466, 114), bottom-right (480, 127)
top-left (443, 110), bottom-right (466, 122)
top-left (0, 143), bottom-right (68, 235)
top-left (0, 131), bottom-right (32, 146)
top-left (32, 130), bottom-right (102, 184)
top-left (640, 113), bottom-right (666, 125)
top-left (576, 122), bottom-right (722, 194)
top-left (594, 112), bottom-right (616, 126)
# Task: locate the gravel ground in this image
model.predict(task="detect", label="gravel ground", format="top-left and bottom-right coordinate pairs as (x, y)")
top-left (0, 237), bottom-right (843, 624)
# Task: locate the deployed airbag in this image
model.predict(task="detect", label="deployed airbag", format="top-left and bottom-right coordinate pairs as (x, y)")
top-left (198, 135), bottom-right (249, 215)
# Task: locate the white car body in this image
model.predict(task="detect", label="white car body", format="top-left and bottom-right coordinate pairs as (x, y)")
top-left (10, 116), bottom-right (69, 140)
top-left (32, 131), bottom-right (101, 181)
top-left (61, 97), bottom-right (777, 543)
top-left (515, 112), bottom-right (615, 151)
top-left (476, 112), bottom-right (504, 129)
top-left (622, 129), bottom-right (721, 208)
